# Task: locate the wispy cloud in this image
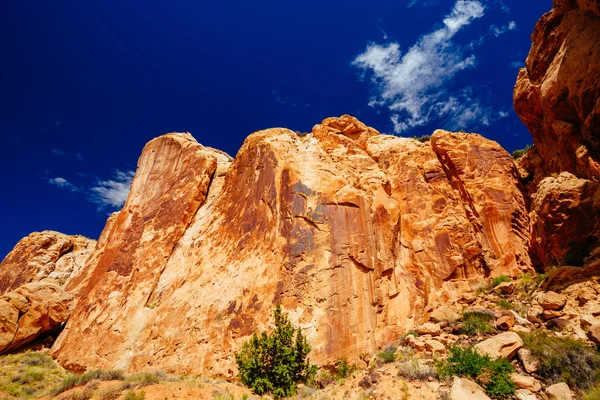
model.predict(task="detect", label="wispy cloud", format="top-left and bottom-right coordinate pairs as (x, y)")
top-left (48, 177), bottom-right (79, 192)
top-left (353, 0), bottom-right (513, 134)
top-left (90, 170), bottom-right (135, 210)
top-left (508, 60), bottom-right (524, 69)
top-left (491, 21), bottom-right (516, 37)
top-left (51, 148), bottom-right (65, 156)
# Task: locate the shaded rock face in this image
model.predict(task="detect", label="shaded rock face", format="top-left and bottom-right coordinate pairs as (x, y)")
top-left (0, 282), bottom-right (73, 353)
top-left (514, 0), bottom-right (600, 179)
top-left (51, 117), bottom-right (532, 376)
top-left (0, 231), bottom-right (96, 294)
top-left (514, 0), bottom-right (600, 270)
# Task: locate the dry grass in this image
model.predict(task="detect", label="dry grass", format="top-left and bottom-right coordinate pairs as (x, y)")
top-left (0, 351), bottom-right (68, 399)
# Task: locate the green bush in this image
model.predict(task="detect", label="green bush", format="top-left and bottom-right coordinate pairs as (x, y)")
top-left (521, 331), bottom-right (600, 390)
top-left (460, 311), bottom-right (495, 336)
top-left (436, 346), bottom-right (515, 399)
top-left (333, 357), bottom-right (355, 379)
top-left (235, 303), bottom-right (316, 399)
top-left (377, 346), bottom-right (397, 364)
top-left (490, 275), bottom-right (511, 288)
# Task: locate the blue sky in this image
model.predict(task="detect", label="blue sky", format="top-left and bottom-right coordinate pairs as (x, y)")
top-left (0, 0), bottom-right (549, 257)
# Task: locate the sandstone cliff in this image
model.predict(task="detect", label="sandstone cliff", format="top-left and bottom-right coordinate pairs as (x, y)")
top-left (48, 116), bottom-right (532, 377)
top-left (514, 0), bottom-right (600, 270)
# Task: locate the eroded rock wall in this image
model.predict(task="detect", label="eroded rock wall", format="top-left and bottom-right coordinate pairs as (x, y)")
top-left (50, 117), bottom-right (532, 376)
top-left (514, 0), bottom-right (600, 270)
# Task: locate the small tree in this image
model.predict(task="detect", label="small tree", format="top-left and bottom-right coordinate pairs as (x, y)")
top-left (235, 303), bottom-right (316, 399)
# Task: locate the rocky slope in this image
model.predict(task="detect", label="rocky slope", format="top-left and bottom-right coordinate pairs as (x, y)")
top-left (45, 116), bottom-right (534, 377)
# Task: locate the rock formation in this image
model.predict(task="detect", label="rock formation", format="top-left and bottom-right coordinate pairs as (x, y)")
top-left (514, 0), bottom-right (600, 270)
top-left (48, 116), bottom-right (532, 376)
top-left (0, 231), bottom-right (96, 294)
top-left (0, 282), bottom-right (73, 353)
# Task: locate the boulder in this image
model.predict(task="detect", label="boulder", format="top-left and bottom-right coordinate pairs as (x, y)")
top-left (474, 332), bottom-right (523, 359)
top-left (511, 373), bottom-right (541, 392)
top-left (416, 323), bottom-right (441, 336)
top-left (0, 231), bottom-right (95, 294)
top-left (546, 382), bottom-right (573, 400)
top-left (538, 291), bottom-right (567, 310)
top-left (450, 377), bottom-right (490, 400)
top-left (495, 315), bottom-right (515, 331)
top-left (425, 339), bottom-right (445, 354)
top-left (587, 323), bottom-right (600, 345)
top-left (515, 389), bottom-right (537, 400)
top-left (430, 306), bottom-right (461, 323)
top-left (0, 282), bottom-right (73, 353)
top-left (580, 314), bottom-right (598, 328)
top-left (518, 348), bottom-right (540, 374)
top-left (494, 282), bottom-right (516, 295)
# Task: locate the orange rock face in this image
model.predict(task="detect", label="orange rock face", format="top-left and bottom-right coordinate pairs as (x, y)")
top-left (514, 0), bottom-right (600, 179)
top-left (50, 117), bottom-right (533, 376)
top-left (514, 0), bottom-right (600, 270)
top-left (0, 231), bottom-right (96, 294)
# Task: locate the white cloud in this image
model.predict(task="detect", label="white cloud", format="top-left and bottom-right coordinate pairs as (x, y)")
top-left (90, 170), bottom-right (135, 210)
top-left (353, 0), bottom-right (488, 134)
top-left (491, 20), bottom-right (516, 37)
top-left (48, 177), bottom-right (79, 192)
top-left (51, 148), bottom-right (65, 156)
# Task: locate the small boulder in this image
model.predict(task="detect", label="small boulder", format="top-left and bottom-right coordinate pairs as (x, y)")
top-left (474, 332), bottom-right (523, 359)
top-left (510, 373), bottom-right (541, 392)
top-left (496, 315), bottom-right (515, 331)
top-left (543, 310), bottom-right (563, 320)
top-left (450, 377), bottom-right (490, 400)
top-left (425, 339), bottom-right (446, 354)
top-left (538, 291), bottom-right (567, 310)
top-left (546, 318), bottom-right (570, 330)
top-left (546, 382), bottom-right (572, 400)
top-left (494, 281), bottom-right (516, 294)
top-left (515, 389), bottom-right (537, 400)
top-left (587, 323), bottom-right (600, 345)
top-left (416, 322), bottom-right (441, 336)
top-left (580, 314), bottom-right (598, 328)
top-left (430, 306), bottom-right (461, 323)
top-left (518, 348), bottom-right (540, 374)
top-left (527, 305), bottom-right (544, 324)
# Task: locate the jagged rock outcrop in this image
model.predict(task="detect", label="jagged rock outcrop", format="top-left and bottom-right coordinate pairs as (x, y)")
top-left (49, 116), bottom-right (532, 376)
top-left (514, 0), bottom-right (600, 179)
top-left (0, 282), bottom-right (73, 353)
top-left (514, 0), bottom-right (600, 270)
top-left (0, 231), bottom-right (96, 294)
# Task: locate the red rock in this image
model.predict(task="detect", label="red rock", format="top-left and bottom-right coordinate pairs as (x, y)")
top-left (47, 117), bottom-right (536, 376)
top-left (0, 282), bottom-right (73, 353)
top-left (0, 231), bottom-right (95, 294)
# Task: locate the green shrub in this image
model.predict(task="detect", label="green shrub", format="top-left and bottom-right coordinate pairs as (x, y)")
top-left (521, 331), bottom-right (600, 390)
top-left (377, 346), bottom-right (397, 363)
top-left (333, 357), bottom-right (355, 379)
top-left (436, 346), bottom-right (515, 399)
top-left (53, 369), bottom-right (126, 395)
top-left (585, 384), bottom-right (600, 400)
top-left (460, 311), bottom-right (495, 336)
top-left (235, 303), bottom-right (316, 399)
top-left (497, 300), bottom-right (514, 310)
top-left (490, 275), bottom-right (511, 288)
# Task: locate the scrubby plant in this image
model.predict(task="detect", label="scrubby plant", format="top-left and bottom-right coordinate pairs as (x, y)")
top-left (521, 331), bottom-right (600, 391)
top-left (490, 275), bottom-right (511, 288)
top-left (124, 390), bottom-right (146, 400)
top-left (0, 351), bottom-right (68, 399)
top-left (460, 311), bottom-right (495, 336)
top-left (436, 346), bottom-right (515, 399)
top-left (333, 357), bottom-right (355, 380)
top-left (511, 144), bottom-right (531, 160)
top-left (497, 299), bottom-right (514, 310)
top-left (54, 369), bottom-right (126, 395)
top-left (397, 359), bottom-right (435, 380)
top-left (235, 303), bottom-right (316, 399)
top-left (377, 346), bottom-right (397, 363)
